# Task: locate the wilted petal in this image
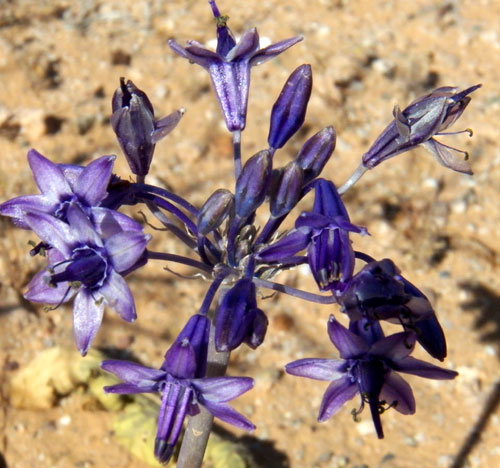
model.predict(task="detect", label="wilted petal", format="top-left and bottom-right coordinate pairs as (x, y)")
top-left (285, 358), bottom-right (346, 381)
top-left (380, 372), bottom-right (415, 415)
top-left (73, 289), bottom-right (105, 355)
top-left (201, 399), bottom-right (255, 431)
top-left (99, 270), bottom-right (136, 321)
top-left (327, 315), bottom-right (369, 358)
top-left (105, 231), bottom-right (150, 272)
top-left (152, 108), bottom-right (185, 143)
top-left (318, 376), bottom-right (358, 422)
top-left (74, 155), bottom-right (115, 206)
top-left (422, 138), bottom-right (472, 175)
top-left (192, 376), bottom-right (254, 402)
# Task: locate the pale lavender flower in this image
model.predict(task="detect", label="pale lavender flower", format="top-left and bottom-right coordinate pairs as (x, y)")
top-left (0, 149), bottom-right (115, 229)
top-left (23, 204), bottom-right (150, 355)
top-left (168, 0), bottom-right (302, 131)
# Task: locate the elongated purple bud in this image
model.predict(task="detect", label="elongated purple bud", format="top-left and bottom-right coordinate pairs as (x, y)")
top-left (197, 189), bottom-right (234, 235)
top-left (268, 64), bottom-right (312, 149)
top-left (295, 126), bottom-right (336, 182)
top-left (270, 161), bottom-right (304, 217)
top-left (244, 308), bottom-right (268, 349)
top-left (235, 150), bottom-right (272, 218)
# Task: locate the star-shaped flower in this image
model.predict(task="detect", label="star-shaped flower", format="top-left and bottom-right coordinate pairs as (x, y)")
top-left (286, 316), bottom-right (457, 438)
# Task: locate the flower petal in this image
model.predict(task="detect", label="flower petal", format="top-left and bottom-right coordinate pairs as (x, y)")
top-left (99, 269), bottom-right (136, 321)
top-left (327, 315), bottom-right (369, 358)
top-left (249, 35), bottom-right (303, 66)
top-left (380, 372), bottom-right (415, 415)
top-left (74, 155), bottom-right (116, 206)
top-left (73, 289), bottom-right (105, 355)
top-left (370, 332), bottom-right (416, 360)
top-left (91, 207), bottom-right (144, 237)
top-left (192, 376), bottom-right (254, 402)
top-left (285, 358), bottom-right (346, 381)
top-left (24, 211), bottom-right (74, 257)
top-left (66, 204), bottom-right (102, 247)
top-left (28, 149), bottom-right (72, 201)
top-left (201, 399), bottom-right (255, 431)
top-left (318, 377), bottom-right (358, 422)
top-left (105, 231), bottom-right (150, 273)
top-left (0, 194), bottom-right (54, 228)
top-left (101, 359), bottom-right (165, 383)
top-left (103, 382), bottom-right (159, 394)
top-left (422, 138), bottom-right (472, 175)
top-left (392, 356), bottom-right (458, 380)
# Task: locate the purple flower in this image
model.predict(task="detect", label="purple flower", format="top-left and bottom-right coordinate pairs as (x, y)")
top-left (338, 258), bottom-right (447, 360)
top-left (111, 78), bottom-right (184, 177)
top-left (296, 179), bottom-right (367, 292)
top-left (0, 149), bottom-right (115, 229)
top-left (215, 278), bottom-right (268, 352)
top-left (268, 64), bottom-right (313, 149)
top-left (102, 314), bottom-right (254, 464)
top-left (362, 85), bottom-right (481, 174)
top-left (286, 316), bottom-right (457, 438)
top-left (168, 0), bottom-right (302, 131)
top-left (23, 204), bottom-right (150, 355)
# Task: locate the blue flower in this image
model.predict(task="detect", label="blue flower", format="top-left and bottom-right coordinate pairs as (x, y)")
top-left (169, 0), bottom-right (302, 131)
top-left (102, 314), bottom-right (254, 464)
top-left (23, 204), bottom-right (150, 355)
top-left (286, 316), bottom-right (457, 438)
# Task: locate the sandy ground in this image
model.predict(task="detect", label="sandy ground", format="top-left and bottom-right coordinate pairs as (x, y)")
top-left (1, 1), bottom-right (500, 467)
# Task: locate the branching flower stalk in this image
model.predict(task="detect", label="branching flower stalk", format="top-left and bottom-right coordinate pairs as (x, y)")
top-left (0, 1), bottom-right (481, 467)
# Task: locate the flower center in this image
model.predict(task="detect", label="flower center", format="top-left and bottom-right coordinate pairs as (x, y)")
top-left (50, 246), bottom-right (109, 289)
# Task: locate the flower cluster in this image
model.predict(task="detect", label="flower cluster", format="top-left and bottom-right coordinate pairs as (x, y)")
top-left (0, 1), bottom-right (480, 465)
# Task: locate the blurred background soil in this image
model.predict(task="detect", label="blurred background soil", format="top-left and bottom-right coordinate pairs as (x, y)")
top-left (1, 1), bottom-right (500, 467)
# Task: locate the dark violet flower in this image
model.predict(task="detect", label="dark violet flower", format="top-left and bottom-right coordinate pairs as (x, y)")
top-left (111, 78), bottom-right (184, 176)
top-left (0, 149), bottom-right (115, 229)
top-left (23, 204), bottom-right (150, 355)
top-left (168, 0), bottom-right (302, 131)
top-left (102, 314), bottom-right (254, 464)
top-left (296, 179), bottom-right (367, 292)
top-left (286, 316), bottom-right (457, 438)
top-left (337, 258), bottom-right (447, 360)
top-left (362, 85), bottom-right (481, 174)
top-left (268, 64), bottom-right (313, 149)
top-left (215, 278), bottom-right (268, 352)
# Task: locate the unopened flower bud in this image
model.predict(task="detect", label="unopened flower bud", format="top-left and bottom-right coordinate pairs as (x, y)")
top-left (235, 150), bottom-right (272, 218)
top-left (295, 126), bottom-right (336, 183)
top-left (197, 189), bottom-right (234, 235)
top-left (268, 64), bottom-right (312, 149)
top-left (270, 161), bottom-right (304, 217)
top-left (111, 78), bottom-right (184, 176)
